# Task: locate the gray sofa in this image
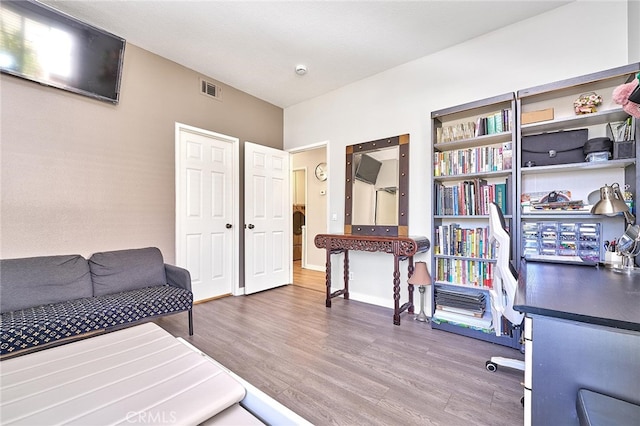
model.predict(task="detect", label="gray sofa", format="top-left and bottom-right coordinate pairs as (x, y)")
top-left (0, 247), bottom-right (193, 358)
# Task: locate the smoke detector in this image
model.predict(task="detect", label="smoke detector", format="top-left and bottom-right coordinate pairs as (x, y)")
top-left (295, 64), bottom-right (307, 76)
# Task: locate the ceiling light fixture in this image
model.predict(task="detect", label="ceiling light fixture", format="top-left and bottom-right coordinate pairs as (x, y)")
top-left (295, 64), bottom-right (307, 76)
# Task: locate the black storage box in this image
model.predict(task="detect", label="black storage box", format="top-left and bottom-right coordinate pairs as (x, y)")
top-left (522, 129), bottom-right (588, 167)
top-left (613, 140), bottom-right (636, 159)
top-left (583, 137), bottom-right (612, 155)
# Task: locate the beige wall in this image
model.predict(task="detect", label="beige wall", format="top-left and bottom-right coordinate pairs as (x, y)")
top-left (0, 44), bottom-right (283, 261)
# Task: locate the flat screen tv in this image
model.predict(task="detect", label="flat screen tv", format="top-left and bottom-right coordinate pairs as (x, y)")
top-left (355, 154), bottom-right (382, 185)
top-left (0, 0), bottom-right (125, 104)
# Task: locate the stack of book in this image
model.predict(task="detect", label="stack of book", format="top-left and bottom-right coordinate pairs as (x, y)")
top-left (434, 224), bottom-right (495, 259)
top-left (475, 109), bottom-right (512, 137)
top-left (434, 258), bottom-right (494, 288)
top-left (433, 142), bottom-right (513, 176)
top-left (435, 109), bottom-right (513, 143)
top-left (434, 179), bottom-right (508, 216)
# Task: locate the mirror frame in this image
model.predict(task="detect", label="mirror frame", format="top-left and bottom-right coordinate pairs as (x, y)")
top-left (345, 134), bottom-right (409, 237)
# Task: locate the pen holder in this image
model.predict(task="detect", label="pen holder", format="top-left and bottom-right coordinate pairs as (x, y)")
top-left (605, 251), bottom-right (623, 266)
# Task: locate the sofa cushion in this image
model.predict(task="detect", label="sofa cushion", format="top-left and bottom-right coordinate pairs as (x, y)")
top-left (0, 255), bottom-right (92, 314)
top-left (90, 247), bottom-right (167, 297)
top-left (0, 285), bottom-right (193, 356)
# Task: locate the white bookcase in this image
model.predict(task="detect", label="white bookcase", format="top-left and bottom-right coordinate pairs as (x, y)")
top-left (430, 93), bottom-right (521, 348)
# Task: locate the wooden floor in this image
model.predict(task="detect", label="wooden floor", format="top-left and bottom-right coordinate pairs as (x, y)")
top-left (154, 282), bottom-right (525, 425)
top-left (292, 260), bottom-right (326, 293)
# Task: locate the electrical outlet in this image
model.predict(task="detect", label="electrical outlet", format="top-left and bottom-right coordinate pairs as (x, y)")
top-left (349, 272), bottom-right (353, 280)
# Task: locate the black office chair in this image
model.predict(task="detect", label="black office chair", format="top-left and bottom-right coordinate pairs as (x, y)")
top-left (485, 202), bottom-right (524, 373)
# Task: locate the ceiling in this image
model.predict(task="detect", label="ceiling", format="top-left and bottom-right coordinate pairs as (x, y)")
top-left (41, 0), bottom-right (573, 108)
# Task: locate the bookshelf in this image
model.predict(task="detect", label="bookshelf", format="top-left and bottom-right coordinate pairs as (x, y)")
top-left (516, 63), bottom-right (640, 265)
top-left (430, 93), bottom-right (521, 348)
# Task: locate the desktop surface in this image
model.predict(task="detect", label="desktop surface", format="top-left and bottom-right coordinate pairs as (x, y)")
top-left (514, 260), bottom-right (640, 332)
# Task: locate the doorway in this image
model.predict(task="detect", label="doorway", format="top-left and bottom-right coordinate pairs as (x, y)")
top-left (290, 145), bottom-right (327, 292)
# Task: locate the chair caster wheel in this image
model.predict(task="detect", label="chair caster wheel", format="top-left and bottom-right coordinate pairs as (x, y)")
top-left (485, 360), bottom-right (498, 372)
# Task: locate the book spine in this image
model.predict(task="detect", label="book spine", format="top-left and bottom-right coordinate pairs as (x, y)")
top-left (487, 114), bottom-right (496, 134)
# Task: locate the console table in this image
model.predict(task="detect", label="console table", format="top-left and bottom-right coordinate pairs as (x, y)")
top-left (314, 234), bottom-right (430, 325)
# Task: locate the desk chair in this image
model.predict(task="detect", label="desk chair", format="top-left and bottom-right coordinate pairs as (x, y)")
top-left (485, 202), bottom-right (525, 373)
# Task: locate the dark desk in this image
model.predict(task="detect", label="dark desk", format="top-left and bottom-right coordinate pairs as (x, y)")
top-left (314, 234), bottom-right (430, 325)
top-left (515, 261), bottom-right (640, 426)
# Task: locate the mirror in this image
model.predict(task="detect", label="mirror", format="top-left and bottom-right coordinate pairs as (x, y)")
top-left (345, 134), bottom-right (409, 237)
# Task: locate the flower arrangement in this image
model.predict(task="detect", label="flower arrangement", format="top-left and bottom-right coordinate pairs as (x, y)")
top-left (573, 92), bottom-right (603, 114)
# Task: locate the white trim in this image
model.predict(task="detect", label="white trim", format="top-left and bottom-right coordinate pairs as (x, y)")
top-left (287, 140), bottom-right (328, 154)
top-left (175, 122), bottom-right (241, 297)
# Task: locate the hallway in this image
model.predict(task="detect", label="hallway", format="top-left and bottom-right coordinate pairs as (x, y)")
top-left (293, 260), bottom-right (325, 293)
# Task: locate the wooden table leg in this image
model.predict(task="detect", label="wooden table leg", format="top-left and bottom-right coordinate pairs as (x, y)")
top-left (343, 250), bottom-right (349, 300)
top-left (393, 254), bottom-right (401, 325)
top-left (325, 247), bottom-right (332, 308)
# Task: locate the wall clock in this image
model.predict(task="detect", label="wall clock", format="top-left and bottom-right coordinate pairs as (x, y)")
top-left (314, 162), bottom-right (327, 181)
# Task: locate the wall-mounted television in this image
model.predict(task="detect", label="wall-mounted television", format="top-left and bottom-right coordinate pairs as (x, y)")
top-left (355, 154), bottom-right (382, 185)
top-left (0, 0), bottom-right (125, 104)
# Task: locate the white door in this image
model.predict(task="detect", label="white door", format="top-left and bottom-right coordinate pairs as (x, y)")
top-left (244, 142), bottom-right (291, 294)
top-left (176, 124), bottom-right (238, 301)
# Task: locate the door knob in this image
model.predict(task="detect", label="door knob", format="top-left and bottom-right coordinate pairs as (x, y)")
top-left (247, 224), bottom-right (255, 229)
top-left (226, 223), bottom-right (232, 229)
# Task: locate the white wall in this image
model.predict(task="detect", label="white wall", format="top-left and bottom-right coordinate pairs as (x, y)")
top-left (283, 1), bottom-right (631, 309)
top-left (630, 0), bottom-right (640, 62)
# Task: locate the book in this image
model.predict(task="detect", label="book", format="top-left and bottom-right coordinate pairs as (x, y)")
top-left (495, 183), bottom-right (507, 213)
top-left (494, 112), bottom-right (503, 133)
top-left (487, 114), bottom-right (496, 134)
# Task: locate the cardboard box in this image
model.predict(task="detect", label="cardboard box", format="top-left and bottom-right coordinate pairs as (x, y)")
top-left (521, 108), bottom-right (554, 125)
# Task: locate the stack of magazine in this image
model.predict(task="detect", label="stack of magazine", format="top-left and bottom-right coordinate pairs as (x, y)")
top-left (433, 286), bottom-right (492, 331)
top-left (607, 118), bottom-right (635, 142)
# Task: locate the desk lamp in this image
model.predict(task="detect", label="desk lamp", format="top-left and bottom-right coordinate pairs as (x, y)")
top-left (408, 261), bottom-right (432, 322)
top-left (591, 183), bottom-right (640, 274)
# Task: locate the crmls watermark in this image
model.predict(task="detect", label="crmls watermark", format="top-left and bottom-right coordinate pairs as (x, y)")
top-left (125, 410), bottom-right (178, 424)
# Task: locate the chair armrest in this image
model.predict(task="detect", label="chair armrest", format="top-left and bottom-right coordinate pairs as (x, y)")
top-left (165, 264), bottom-right (192, 291)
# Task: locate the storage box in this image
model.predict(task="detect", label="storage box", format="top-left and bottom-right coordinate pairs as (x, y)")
top-left (586, 152), bottom-right (610, 162)
top-left (522, 221), bottom-right (601, 262)
top-left (521, 129), bottom-right (588, 167)
top-left (521, 108), bottom-right (554, 125)
top-left (613, 140), bottom-right (636, 159)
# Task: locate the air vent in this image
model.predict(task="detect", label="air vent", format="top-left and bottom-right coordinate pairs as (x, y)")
top-left (200, 78), bottom-right (222, 101)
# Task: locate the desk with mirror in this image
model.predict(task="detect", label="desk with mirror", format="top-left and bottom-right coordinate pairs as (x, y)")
top-left (316, 134), bottom-right (430, 325)
top-left (314, 233), bottom-right (430, 325)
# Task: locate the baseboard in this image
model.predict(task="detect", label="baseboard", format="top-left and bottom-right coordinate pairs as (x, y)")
top-left (303, 264), bottom-right (324, 272)
top-left (339, 290), bottom-right (395, 310)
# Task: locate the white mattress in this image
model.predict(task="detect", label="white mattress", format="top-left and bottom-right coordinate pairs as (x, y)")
top-left (0, 323), bottom-right (247, 425)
